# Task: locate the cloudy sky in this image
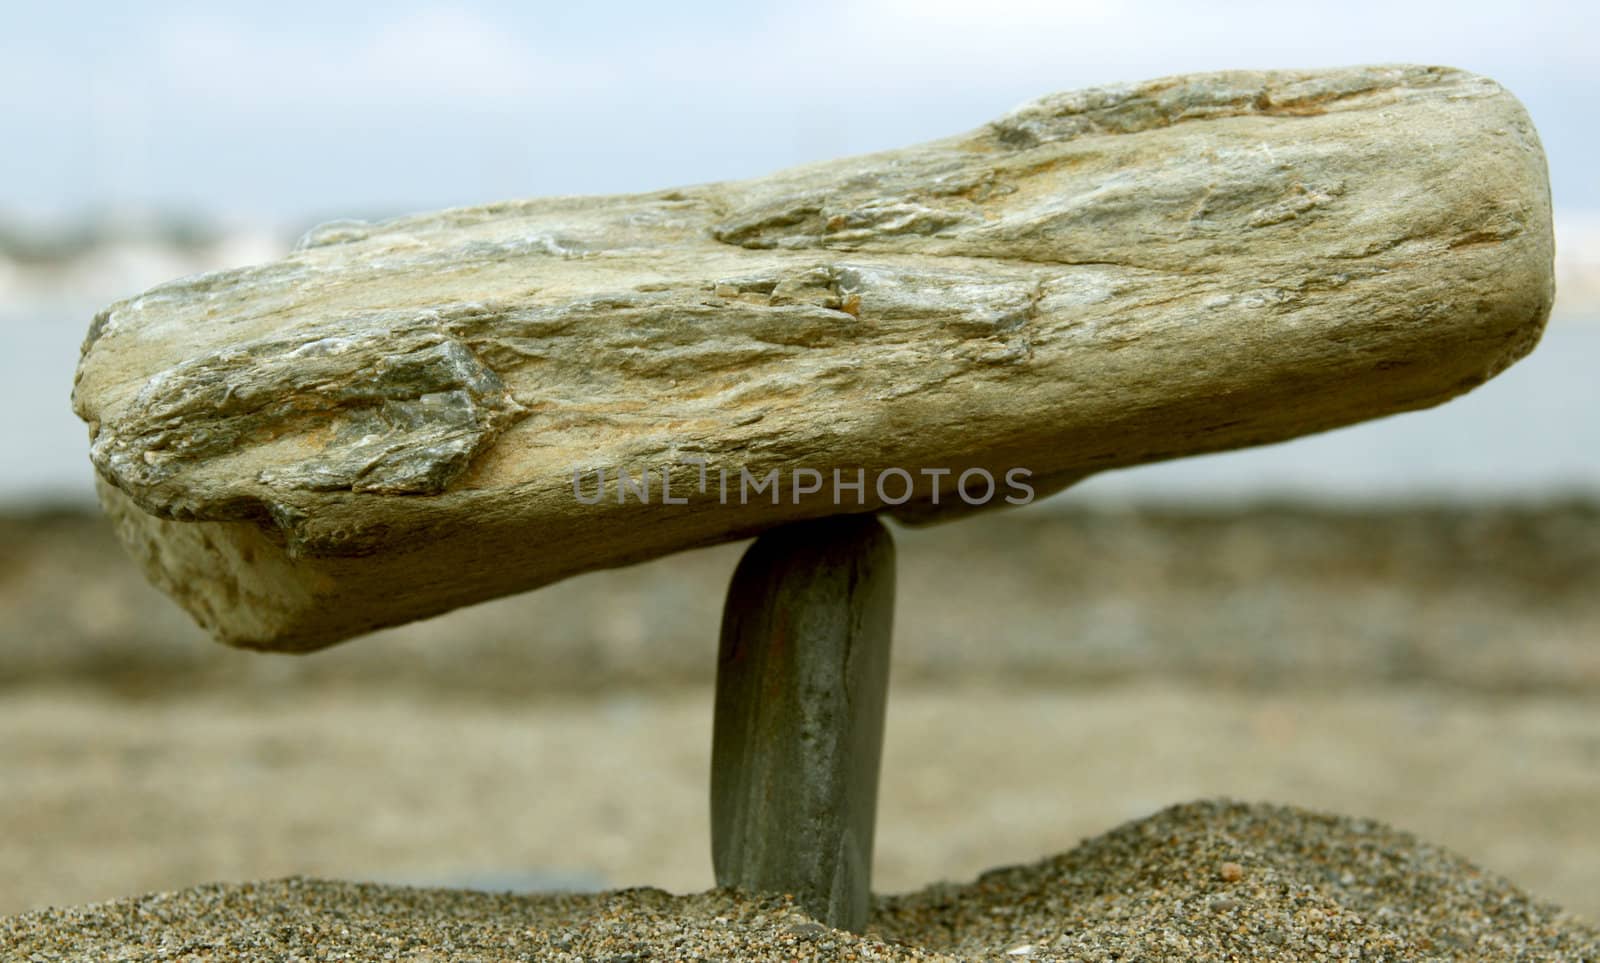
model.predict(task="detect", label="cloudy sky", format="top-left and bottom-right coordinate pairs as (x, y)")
top-left (2, 0), bottom-right (1595, 227)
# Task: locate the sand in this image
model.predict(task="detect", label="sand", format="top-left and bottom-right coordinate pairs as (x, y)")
top-left (7, 684), bottom-right (1600, 925)
top-left (6, 801), bottom-right (1596, 962)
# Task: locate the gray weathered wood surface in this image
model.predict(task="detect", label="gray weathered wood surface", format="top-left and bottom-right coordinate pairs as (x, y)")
top-left (710, 515), bottom-right (895, 932)
top-left (73, 65), bottom-right (1554, 649)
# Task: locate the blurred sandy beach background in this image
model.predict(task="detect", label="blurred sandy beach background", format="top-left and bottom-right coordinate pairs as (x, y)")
top-left (2, 0), bottom-right (1597, 932)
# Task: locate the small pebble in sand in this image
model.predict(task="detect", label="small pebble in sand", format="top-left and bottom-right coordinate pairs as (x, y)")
top-left (1219, 861), bottom-right (1245, 882)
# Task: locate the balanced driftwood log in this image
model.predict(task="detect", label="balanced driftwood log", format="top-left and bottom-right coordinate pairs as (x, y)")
top-left (72, 64), bottom-right (1554, 934)
top-left (75, 64), bottom-right (1551, 651)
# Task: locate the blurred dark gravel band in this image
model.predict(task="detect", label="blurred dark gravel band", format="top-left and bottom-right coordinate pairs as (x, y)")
top-left (4, 500), bottom-right (1596, 698)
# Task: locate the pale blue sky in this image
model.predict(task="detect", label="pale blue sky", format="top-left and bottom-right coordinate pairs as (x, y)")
top-left (2, 0), bottom-right (1595, 227)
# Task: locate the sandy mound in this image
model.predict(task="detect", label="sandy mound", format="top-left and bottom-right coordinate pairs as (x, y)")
top-left (6, 800), bottom-right (1595, 961)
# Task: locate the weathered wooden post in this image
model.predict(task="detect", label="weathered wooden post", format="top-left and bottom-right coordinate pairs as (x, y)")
top-left (712, 515), bottom-right (895, 931)
top-left (71, 65), bottom-right (1552, 933)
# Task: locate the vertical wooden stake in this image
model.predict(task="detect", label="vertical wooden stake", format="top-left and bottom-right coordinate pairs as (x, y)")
top-left (710, 514), bottom-right (896, 933)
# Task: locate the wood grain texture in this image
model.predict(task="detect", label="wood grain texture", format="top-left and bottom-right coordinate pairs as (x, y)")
top-left (72, 65), bottom-right (1554, 649)
top-left (710, 515), bottom-right (895, 932)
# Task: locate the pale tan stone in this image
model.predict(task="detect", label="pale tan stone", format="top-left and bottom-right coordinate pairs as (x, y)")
top-left (73, 65), bottom-right (1554, 650)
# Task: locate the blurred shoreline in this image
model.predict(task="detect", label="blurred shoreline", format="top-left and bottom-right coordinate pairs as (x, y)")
top-left (4, 497), bottom-right (1595, 699)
